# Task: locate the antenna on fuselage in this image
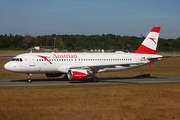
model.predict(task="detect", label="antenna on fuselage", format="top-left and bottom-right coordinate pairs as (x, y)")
top-left (30, 49), bottom-right (33, 53)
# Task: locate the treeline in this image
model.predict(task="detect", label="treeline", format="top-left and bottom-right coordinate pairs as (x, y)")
top-left (0, 34), bottom-right (180, 52)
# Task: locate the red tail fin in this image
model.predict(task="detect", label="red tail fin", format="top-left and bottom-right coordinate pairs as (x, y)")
top-left (134, 26), bottom-right (160, 54)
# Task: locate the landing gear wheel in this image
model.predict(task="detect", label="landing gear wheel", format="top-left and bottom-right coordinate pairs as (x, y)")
top-left (91, 77), bottom-right (98, 82)
top-left (27, 73), bottom-right (32, 83)
top-left (27, 79), bottom-right (32, 83)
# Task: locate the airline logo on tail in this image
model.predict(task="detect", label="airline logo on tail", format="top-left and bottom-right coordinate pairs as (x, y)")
top-left (134, 26), bottom-right (160, 54)
top-left (148, 37), bottom-right (156, 44)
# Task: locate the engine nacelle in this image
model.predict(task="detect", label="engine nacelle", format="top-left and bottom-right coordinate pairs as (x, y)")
top-left (67, 69), bottom-right (88, 81)
top-left (45, 73), bottom-right (63, 77)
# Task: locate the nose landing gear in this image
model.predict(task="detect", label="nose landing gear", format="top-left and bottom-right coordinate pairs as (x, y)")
top-left (27, 73), bottom-right (32, 83)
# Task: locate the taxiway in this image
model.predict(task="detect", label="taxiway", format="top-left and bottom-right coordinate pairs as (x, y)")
top-left (0, 76), bottom-right (180, 87)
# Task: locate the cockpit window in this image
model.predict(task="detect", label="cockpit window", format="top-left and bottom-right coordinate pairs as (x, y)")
top-left (11, 57), bottom-right (23, 62)
top-left (12, 58), bottom-right (16, 61)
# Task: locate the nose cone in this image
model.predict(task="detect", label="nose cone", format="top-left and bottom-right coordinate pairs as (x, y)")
top-left (4, 62), bottom-right (10, 71)
top-left (4, 62), bottom-right (14, 71)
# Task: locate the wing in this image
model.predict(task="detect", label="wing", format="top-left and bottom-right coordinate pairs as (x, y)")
top-left (57, 62), bottom-right (140, 73)
top-left (68, 62), bottom-right (140, 73)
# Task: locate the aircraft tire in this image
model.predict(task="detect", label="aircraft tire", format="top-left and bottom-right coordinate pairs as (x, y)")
top-left (27, 79), bottom-right (32, 83)
top-left (91, 77), bottom-right (98, 82)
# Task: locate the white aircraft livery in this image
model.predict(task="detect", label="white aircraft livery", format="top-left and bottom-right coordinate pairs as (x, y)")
top-left (4, 26), bottom-right (162, 83)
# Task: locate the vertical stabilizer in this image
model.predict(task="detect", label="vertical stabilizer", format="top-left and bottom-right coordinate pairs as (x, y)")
top-left (134, 26), bottom-right (160, 54)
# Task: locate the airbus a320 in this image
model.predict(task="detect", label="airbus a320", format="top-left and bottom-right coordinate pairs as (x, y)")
top-left (4, 26), bottom-right (162, 83)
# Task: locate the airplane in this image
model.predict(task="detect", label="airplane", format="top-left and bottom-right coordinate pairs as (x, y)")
top-left (4, 26), bottom-right (162, 83)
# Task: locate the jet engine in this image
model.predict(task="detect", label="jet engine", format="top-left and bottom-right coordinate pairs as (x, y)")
top-left (67, 69), bottom-right (90, 81)
top-left (45, 73), bottom-right (63, 77)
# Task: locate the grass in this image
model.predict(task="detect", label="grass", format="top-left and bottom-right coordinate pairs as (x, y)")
top-left (0, 83), bottom-right (180, 120)
top-left (0, 50), bottom-right (29, 56)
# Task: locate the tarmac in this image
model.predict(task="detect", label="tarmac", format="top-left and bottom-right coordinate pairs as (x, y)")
top-left (0, 76), bottom-right (180, 87)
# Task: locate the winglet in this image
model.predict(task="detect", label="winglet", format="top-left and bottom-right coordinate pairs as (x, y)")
top-left (134, 26), bottom-right (161, 54)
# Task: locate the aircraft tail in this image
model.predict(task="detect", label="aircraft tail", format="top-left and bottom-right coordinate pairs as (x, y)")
top-left (134, 26), bottom-right (161, 54)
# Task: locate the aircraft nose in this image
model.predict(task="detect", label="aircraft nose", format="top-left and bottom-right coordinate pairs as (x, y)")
top-left (4, 63), bottom-right (10, 70)
top-left (4, 62), bottom-right (12, 71)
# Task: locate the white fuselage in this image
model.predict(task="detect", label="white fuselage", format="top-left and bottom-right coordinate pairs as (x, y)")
top-left (4, 52), bottom-right (162, 74)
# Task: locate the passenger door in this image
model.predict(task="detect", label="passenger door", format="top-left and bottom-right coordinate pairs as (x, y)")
top-left (29, 54), bottom-right (35, 66)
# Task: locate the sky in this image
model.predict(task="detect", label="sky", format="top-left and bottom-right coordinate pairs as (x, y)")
top-left (0, 0), bottom-right (180, 39)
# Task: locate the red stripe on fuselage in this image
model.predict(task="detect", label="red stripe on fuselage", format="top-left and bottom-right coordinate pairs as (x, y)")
top-left (37, 55), bottom-right (52, 64)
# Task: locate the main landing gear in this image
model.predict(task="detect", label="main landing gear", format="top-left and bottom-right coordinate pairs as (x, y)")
top-left (90, 70), bottom-right (99, 82)
top-left (27, 73), bottom-right (32, 83)
top-left (91, 76), bottom-right (98, 82)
